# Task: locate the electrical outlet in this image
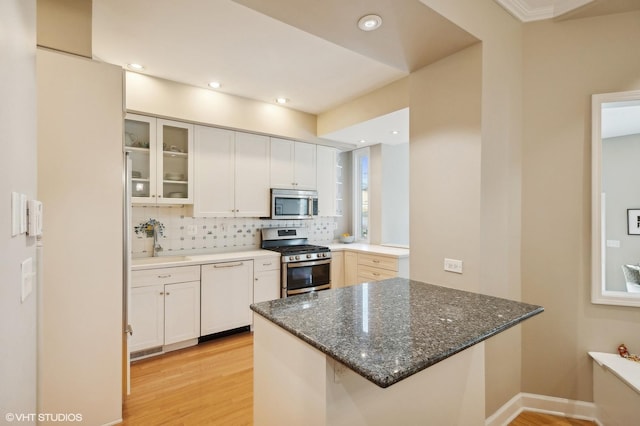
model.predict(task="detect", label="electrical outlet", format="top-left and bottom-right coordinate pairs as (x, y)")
top-left (187, 225), bottom-right (198, 235)
top-left (444, 258), bottom-right (463, 274)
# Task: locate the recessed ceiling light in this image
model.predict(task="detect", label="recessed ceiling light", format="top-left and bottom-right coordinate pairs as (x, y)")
top-left (276, 97), bottom-right (289, 105)
top-left (359, 139), bottom-right (366, 144)
top-left (208, 81), bottom-right (221, 89)
top-left (358, 14), bottom-right (382, 31)
top-left (391, 130), bottom-right (399, 135)
top-left (128, 63), bottom-right (144, 70)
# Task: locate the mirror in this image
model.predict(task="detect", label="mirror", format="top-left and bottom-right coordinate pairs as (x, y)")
top-left (592, 89), bottom-right (640, 307)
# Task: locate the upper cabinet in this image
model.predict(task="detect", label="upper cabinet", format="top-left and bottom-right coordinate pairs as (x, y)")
top-left (270, 138), bottom-right (316, 190)
top-left (193, 126), bottom-right (270, 217)
top-left (125, 114), bottom-right (194, 205)
top-left (316, 145), bottom-right (338, 217)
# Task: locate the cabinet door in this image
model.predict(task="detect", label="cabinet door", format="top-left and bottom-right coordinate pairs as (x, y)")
top-left (193, 126), bottom-right (235, 217)
top-left (164, 281), bottom-right (201, 345)
top-left (294, 142), bottom-right (317, 189)
top-left (129, 284), bottom-right (164, 352)
top-left (201, 261), bottom-right (254, 335)
top-left (235, 133), bottom-right (270, 217)
top-left (270, 138), bottom-right (295, 189)
top-left (157, 119), bottom-right (194, 204)
top-left (330, 251), bottom-right (344, 288)
top-left (316, 145), bottom-right (337, 216)
top-left (344, 252), bottom-right (358, 286)
top-left (254, 269), bottom-right (281, 304)
top-left (126, 113), bottom-right (157, 204)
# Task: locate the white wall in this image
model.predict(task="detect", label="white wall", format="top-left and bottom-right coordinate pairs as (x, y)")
top-left (37, 49), bottom-right (123, 425)
top-left (0, 0), bottom-right (38, 419)
top-left (381, 143), bottom-right (409, 247)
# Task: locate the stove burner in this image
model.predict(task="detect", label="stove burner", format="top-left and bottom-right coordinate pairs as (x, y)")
top-left (267, 245), bottom-right (330, 255)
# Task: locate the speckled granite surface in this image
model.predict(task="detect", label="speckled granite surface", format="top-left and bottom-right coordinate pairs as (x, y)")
top-left (251, 278), bottom-right (543, 388)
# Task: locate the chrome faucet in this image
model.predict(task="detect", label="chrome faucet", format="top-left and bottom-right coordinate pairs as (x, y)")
top-left (153, 221), bottom-right (163, 257)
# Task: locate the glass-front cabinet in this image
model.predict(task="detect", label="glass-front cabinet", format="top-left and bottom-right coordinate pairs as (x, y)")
top-left (125, 113), bottom-right (193, 204)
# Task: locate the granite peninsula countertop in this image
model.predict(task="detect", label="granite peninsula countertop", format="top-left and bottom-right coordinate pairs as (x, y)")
top-left (251, 278), bottom-right (543, 388)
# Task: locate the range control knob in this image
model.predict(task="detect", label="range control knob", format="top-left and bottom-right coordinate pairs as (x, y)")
top-left (289, 256), bottom-right (295, 261)
top-left (295, 255), bottom-right (300, 260)
top-left (306, 254), bottom-right (312, 259)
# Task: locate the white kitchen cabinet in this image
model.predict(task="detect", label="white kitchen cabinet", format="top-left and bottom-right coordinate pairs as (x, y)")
top-left (270, 138), bottom-right (317, 190)
top-left (130, 265), bottom-right (201, 354)
top-left (234, 132), bottom-right (271, 216)
top-left (125, 114), bottom-right (194, 205)
top-left (129, 284), bottom-right (164, 352)
top-left (201, 260), bottom-right (254, 335)
top-left (316, 145), bottom-right (338, 216)
top-left (254, 256), bottom-right (281, 303)
top-left (330, 251), bottom-right (344, 288)
top-left (193, 126), bottom-right (269, 217)
top-left (164, 281), bottom-right (201, 345)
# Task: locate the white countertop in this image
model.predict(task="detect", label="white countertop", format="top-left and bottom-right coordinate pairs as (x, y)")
top-left (328, 243), bottom-right (410, 258)
top-left (131, 243), bottom-right (410, 270)
top-left (589, 351), bottom-right (640, 394)
top-left (131, 249), bottom-right (279, 270)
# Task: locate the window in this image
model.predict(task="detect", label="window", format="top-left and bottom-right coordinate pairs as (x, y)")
top-left (353, 148), bottom-right (369, 241)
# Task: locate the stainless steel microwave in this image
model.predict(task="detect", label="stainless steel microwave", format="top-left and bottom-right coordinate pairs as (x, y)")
top-left (271, 188), bottom-right (318, 219)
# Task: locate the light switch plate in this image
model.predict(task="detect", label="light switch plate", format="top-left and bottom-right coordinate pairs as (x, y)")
top-left (21, 257), bottom-right (33, 303)
top-left (20, 194), bottom-right (27, 234)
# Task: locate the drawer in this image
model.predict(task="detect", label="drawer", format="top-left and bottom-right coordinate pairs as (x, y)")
top-left (254, 257), bottom-right (280, 273)
top-left (357, 253), bottom-right (398, 272)
top-left (132, 265), bottom-right (200, 287)
top-left (357, 265), bottom-right (397, 282)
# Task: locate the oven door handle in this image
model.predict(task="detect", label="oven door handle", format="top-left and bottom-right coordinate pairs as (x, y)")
top-left (287, 259), bottom-right (331, 268)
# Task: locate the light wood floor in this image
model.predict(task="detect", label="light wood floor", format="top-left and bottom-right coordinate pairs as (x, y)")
top-left (509, 411), bottom-right (597, 426)
top-left (123, 332), bottom-right (597, 425)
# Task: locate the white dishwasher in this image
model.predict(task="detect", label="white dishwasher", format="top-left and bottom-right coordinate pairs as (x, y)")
top-left (200, 260), bottom-right (254, 336)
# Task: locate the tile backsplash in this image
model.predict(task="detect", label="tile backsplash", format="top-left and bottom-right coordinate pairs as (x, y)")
top-left (131, 205), bottom-right (338, 257)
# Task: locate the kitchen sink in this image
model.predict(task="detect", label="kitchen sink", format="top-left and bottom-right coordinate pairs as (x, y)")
top-left (132, 256), bottom-right (190, 265)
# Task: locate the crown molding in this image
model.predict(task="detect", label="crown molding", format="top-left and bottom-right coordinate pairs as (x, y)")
top-left (494, 0), bottom-right (595, 22)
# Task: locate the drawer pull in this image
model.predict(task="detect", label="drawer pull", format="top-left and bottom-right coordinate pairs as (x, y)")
top-left (157, 274), bottom-right (172, 279)
top-left (262, 262), bottom-right (272, 266)
top-left (372, 260), bottom-right (380, 264)
top-left (373, 272), bottom-right (380, 277)
top-left (214, 262), bottom-right (244, 268)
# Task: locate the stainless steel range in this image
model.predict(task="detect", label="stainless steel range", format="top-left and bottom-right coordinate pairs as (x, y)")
top-left (261, 228), bottom-right (331, 297)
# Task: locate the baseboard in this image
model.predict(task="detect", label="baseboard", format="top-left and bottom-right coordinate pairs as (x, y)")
top-left (485, 392), bottom-right (602, 426)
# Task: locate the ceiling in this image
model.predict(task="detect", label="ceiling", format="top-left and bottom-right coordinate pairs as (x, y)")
top-left (92, 0), bottom-right (640, 148)
top-left (497, 0), bottom-right (640, 21)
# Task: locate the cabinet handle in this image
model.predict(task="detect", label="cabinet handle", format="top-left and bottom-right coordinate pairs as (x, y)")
top-left (373, 272), bottom-right (380, 277)
top-left (157, 274), bottom-right (172, 278)
top-left (372, 260), bottom-right (380, 264)
top-left (165, 292), bottom-right (170, 296)
top-left (262, 262), bottom-right (272, 266)
top-left (213, 262), bottom-right (244, 268)
top-left (159, 291), bottom-right (164, 295)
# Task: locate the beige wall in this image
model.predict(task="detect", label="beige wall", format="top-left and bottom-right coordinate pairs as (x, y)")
top-left (417, 0), bottom-right (525, 416)
top-left (37, 49), bottom-right (123, 425)
top-left (126, 72), bottom-right (325, 144)
top-left (317, 77), bottom-right (409, 136)
top-left (521, 11), bottom-right (640, 402)
top-left (37, 0), bottom-right (91, 57)
top-left (0, 0), bottom-right (38, 416)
